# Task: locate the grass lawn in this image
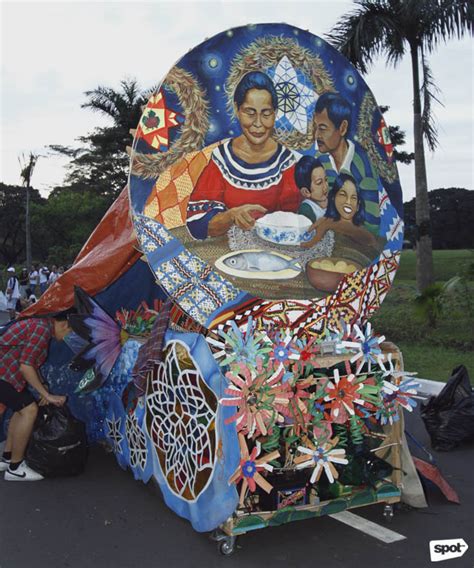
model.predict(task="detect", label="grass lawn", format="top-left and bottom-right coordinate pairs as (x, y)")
top-left (397, 343), bottom-right (474, 382)
top-left (372, 249), bottom-right (474, 383)
top-left (395, 249), bottom-right (474, 282)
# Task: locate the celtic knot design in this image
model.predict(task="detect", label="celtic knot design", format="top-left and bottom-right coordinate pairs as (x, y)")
top-left (145, 341), bottom-right (218, 501)
top-left (125, 413), bottom-right (148, 471)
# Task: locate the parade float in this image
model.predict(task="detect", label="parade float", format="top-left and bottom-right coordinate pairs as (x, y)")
top-left (18, 24), bottom-right (427, 555)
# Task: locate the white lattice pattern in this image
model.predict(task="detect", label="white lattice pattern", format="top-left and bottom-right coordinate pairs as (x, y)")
top-left (145, 341), bottom-right (217, 501)
top-left (125, 413), bottom-right (148, 471)
top-left (106, 417), bottom-right (124, 455)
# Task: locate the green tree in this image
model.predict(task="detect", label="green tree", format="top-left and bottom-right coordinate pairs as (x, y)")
top-left (404, 187), bottom-right (474, 249)
top-left (50, 79), bottom-right (155, 202)
top-left (0, 183), bottom-right (44, 266)
top-left (30, 187), bottom-right (109, 265)
top-left (327, 0), bottom-right (473, 291)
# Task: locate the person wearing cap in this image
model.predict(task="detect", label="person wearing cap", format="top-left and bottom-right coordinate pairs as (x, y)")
top-left (5, 268), bottom-right (21, 321)
top-left (0, 313), bottom-right (71, 480)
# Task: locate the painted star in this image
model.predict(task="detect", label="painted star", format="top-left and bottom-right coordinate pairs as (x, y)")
top-left (272, 56), bottom-right (316, 134)
top-left (137, 90), bottom-right (183, 151)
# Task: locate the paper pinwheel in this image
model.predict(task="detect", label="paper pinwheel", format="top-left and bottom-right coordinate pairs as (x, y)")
top-left (294, 437), bottom-right (348, 484)
top-left (229, 434), bottom-right (280, 506)
top-left (220, 359), bottom-right (293, 438)
top-left (324, 369), bottom-right (365, 423)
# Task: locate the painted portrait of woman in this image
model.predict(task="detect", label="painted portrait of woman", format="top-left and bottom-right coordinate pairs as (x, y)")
top-left (186, 71), bottom-right (301, 240)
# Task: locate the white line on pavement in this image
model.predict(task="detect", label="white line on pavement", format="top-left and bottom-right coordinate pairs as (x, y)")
top-left (329, 511), bottom-right (407, 544)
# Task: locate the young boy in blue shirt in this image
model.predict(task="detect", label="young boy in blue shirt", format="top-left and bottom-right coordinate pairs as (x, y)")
top-left (294, 155), bottom-right (329, 223)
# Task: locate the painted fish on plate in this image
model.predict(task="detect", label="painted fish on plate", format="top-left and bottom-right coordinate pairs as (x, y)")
top-left (223, 251), bottom-right (300, 272)
top-left (215, 249), bottom-right (302, 280)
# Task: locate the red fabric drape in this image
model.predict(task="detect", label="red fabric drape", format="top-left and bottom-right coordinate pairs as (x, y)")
top-left (22, 187), bottom-right (141, 316)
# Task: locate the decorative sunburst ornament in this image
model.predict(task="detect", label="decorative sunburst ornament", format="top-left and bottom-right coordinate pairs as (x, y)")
top-left (229, 434), bottom-right (280, 506)
top-left (291, 336), bottom-right (324, 376)
top-left (269, 329), bottom-right (299, 367)
top-left (294, 437), bottom-right (348, 484)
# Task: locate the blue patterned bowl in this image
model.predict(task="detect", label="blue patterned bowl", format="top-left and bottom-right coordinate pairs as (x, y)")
top-left (255, 212), bottom-right (315, 246)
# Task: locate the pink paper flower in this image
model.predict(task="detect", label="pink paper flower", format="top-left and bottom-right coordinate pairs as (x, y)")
top-left (220, 359), bottom-right (293, 438)
top-left (229, 434), bottom-right (280, 506)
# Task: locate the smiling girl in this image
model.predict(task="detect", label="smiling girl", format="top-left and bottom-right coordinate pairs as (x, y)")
top-left (302, 173), bottom-right (376, 248)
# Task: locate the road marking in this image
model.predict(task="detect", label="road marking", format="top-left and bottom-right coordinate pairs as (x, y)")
top-left (329, 511), bottom-right (407, 543)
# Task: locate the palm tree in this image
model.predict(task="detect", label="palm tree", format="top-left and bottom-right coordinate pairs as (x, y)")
top-left (50, 79), bottom-right (156, 200)
top-left (19, 152), bottom-right (39, 271)
top-left (82, 78), bottom-right (156, 137)
top-left (327, 0), bottom-right (473, 291)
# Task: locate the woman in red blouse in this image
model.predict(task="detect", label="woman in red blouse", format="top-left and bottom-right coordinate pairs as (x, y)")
top-left (186, 71), bottom-right (301, 240)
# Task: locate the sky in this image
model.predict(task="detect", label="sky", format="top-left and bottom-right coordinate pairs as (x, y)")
top-left (1, 0), bottom-right (473, 202)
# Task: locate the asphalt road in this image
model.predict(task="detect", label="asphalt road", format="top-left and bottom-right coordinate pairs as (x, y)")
top-left (0, 411), bottom-right (472, 568)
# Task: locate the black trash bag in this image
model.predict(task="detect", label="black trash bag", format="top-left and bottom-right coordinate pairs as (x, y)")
top-left (26, 405), bottom-right (88, 477)
top-left (420, 365), bottom-right (474, 451)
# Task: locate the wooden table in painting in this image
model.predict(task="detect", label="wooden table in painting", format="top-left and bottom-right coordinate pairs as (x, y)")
top-left (172, 225), bottom-right (385, 301)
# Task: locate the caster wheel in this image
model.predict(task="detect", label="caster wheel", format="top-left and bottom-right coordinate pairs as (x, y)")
top-left (383, 504), bottom-right (394, 523)
top-left (209, 529), bottom-right (221, 542)
top-left (218, 537), bottom-right (236, 556)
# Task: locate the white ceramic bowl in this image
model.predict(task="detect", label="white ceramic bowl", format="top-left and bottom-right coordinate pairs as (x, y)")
top-left (255, 212), bottom-right (315, 246)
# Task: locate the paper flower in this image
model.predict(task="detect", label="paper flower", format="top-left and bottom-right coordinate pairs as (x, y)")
top-left (69, 287), bottom-right (126, 392)
top-left (324, 369), bottom-right (365, 423)
top-left (291, 336), bottom-right (324, 375)
top-left (375, 399), bottom-right (399, 426)
top-left (229, 434), bottom-right (280, 506)
top-left (342, 323), bottom-right (385, 374)
top-left (294, 437), bottom-right (348, 484)
top-left (220, 359), bottom-right (292, 438)
top-left (377, 351), bottom-right (418, 383)
top-left (280, 376), bottom-right (313, 435)
top-left (382, 378), bottom-right (419, 412)
top-left (216, 317), bottom-right (272, 369)
top-left (270, 329), bottom-right (299, 366)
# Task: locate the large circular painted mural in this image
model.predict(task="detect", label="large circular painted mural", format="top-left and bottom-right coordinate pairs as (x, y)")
top-left (129, 24), bottom-right (403, 334)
